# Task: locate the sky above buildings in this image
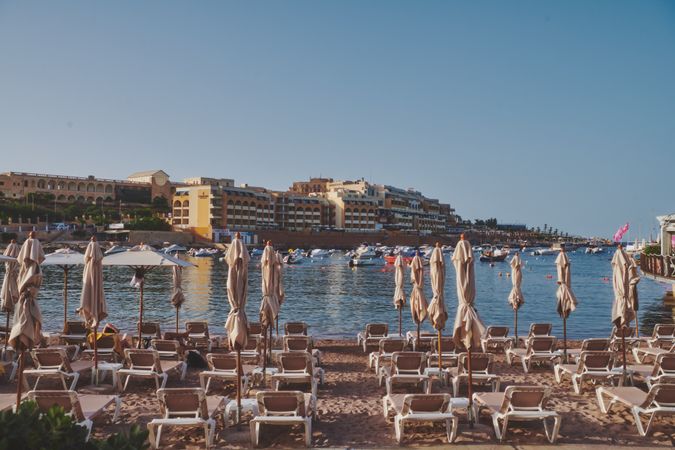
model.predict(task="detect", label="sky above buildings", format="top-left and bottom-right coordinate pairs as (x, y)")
top-left (1, 1), bottom-right (673, 238)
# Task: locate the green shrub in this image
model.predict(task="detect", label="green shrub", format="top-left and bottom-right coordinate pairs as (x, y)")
top-left (0, 401), bottom-right (149, 450)
top-left (643, 244), bottom-right (661, 255)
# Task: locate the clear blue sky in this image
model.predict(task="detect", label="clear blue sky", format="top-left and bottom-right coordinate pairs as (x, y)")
top-left (1, 1), bottom-right (673, 238)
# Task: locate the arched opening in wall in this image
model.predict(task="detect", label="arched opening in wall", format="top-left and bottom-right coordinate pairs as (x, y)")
top-left (37, 179), bottom-right (46, 189)
top-left (105, 184), bottom-right (113, 193)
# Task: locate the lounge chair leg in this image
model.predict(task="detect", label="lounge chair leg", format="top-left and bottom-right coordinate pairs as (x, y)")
top-left (595, 388), bottom-right (610, 413)
top-left (147, 424), bottom-right (156, 449)
top-left (382, 397), bottom-right (388, 418)
top-left (180, 363), bottom-right (187, 381)
top-left (572, 375), bottom-right (581, 394)
top-left (155, 424), bottom-right (163, 449)
top-left (554, 364), bottom-right (562, 383)
top-left (70, 373), bottom-right (80, 391)
top-left (160, 373), bottom-right (168, 389)
top-left (448, 416), bottom-right (458, 443)
top-left (394, 416), bottom-right (403, 443)
top-left (305, 418), bottom-right (312, 447)
top-left (631, 407), bottom-right (652, 437)
top-left (491, 413), bottom-right (503, 441)
top-left (522, 358), bottom-right (529, 373)
top-left (123, 374), bottom-right (131, 391)
top-left (112, 396), bottom-right (121, 422)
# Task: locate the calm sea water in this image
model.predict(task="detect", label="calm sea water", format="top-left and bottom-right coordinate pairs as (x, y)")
top-left (16, 251), bottom-right (675, 339)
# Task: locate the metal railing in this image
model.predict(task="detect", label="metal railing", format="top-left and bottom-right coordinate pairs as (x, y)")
top-left (640, 253), bottom-right (675, 280)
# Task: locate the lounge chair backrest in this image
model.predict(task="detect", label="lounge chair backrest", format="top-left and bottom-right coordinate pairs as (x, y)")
top-left (610, 326), bottom-right (635, 339)
top-left (284, 336), bottom-right (312, 352)
top-left (366, 323), bottom-right (388, 338)
top-left (579, 351), bottom-right (613, 372)
top-left (402, 394), bottom-right (450, 415)
top-left (157, 388), bottom-right (209, 420)
top-left (379, 338), bottom-right (406, 353)
top-left (95, 334), bottom-right (116, 350)
top-left (125, 349), bottom-right (162, 373)
top-left (256, 391), bottom-right (306, 417)
top-left (139, 322), bottom-right (160, 336)
top-left (151, 339), bottom-right (180, 353)
top-left (581, 338), bottom-right (609, 351)
top-left (285, 322), bottom-right (308, 336)
top-left (500, 386), bottom-right (549, 414)
top-left (32, 348), bottom-right (71, 372)
top-left (486, 326), bottom-right (509, 338)
top-left (642, 383), bottom-right (675, 408)
top-left (430, 337), bottom-right (456, 353)
top-left (66, 321), bottom-right (87, 335)
top-left (26, 390), bottom-right (85, 422)
top-left (458, 352), bottom-right (493, 374)
top-left (243, 336), bottom-right (260, 352)
top-left (528, 323), bottom-right (552, 337)
top-left (186, 321), bottom-right (209, 337)
top-left (392, 352), bottom-right (425, 374)
top-left (528, 336), bottom-right (557, 354)
top-left (654, 353), bottom-right (675, 377)
top-left (279, 352), bottom-right (312, 375)
top-left (248, 322), bottom-right (262, 336)
top-left (206, 353), bottom-right (237, 372)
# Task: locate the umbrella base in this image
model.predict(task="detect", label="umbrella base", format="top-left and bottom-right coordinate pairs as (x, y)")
top-left (79, 384), bottom-right (116, 395)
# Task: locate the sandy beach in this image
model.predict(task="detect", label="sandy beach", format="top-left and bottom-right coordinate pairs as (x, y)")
top-left (4, 338), bottom-right (672, 448)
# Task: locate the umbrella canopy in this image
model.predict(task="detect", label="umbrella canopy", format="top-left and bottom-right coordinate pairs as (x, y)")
top-left (1, 242), bottom-right (20, 314)
top-left (102, 244), bottom-right (192, 269)
top-left (628, 256), bottom-right (640, 317)
top-left (508, 253), bottom-right (525, 311)
top-left (611, 247), bottom-right (635, 328)
top-left (9, 236), bottom-right (45, 351)
top-left (555, 250), bottom-right (577, 319)
top-left (452, 238), bottom-right (485, 349)
top-left (260, 243), bottom-right (280, 330)
top-left (42, 248), bottom-right (84, 267)
top-left (409, 253), bottom-right (428, 327)
top-left (275, 250), bottom-right (285, 307)
top-left (427, 246), bottom-right (447, 331)
top-left (170, 266), bottom-right (186, 310)
top-left (393, 255), bottom-right (406, 309)
top-left (77, 239), bottom-right (107, 328)
top-left (225, 237), bottom-right (250, 350)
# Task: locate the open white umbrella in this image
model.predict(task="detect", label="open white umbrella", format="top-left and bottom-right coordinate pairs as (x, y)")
top-left (1, 241), bottom-right (19, 351)
top-left (393, 255), bottom-right (406, 337)
top-left (42, 248), bottom-right (84, 332)
top-left (10, 233), bottom-right (45, 409)
top-left (224, 233), bottom-right (250, 424)
top-left (409, 252), bottom-right (428, 346)
top-left (611, 245), bottom-right (635, 383)
top-left (508, 252), bottom-right (525, 343)
top-left (260, 241), bottom-right (280, 372)
top-left (103, 244), bottom-right (193, 347)
top-left (555, 247), bottom-right (577, 362)
top-left (427, 244), bottom-right (447, 369)
top-left (452, 235), bottom-right (485, 426)
top-left (170, 264), bottom-right (186, 333)
top-left (77, 237), bottom-right (107, 380)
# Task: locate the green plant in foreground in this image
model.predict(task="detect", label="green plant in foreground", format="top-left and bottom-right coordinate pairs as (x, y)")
top-left (0, 401), bottom-right (149, 450)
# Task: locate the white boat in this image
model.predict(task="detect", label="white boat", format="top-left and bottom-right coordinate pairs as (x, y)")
top-left (283, 253), bottom-right (304, 264)
top-left (531, 247), bottom-right (558, 256)
top-left (310, 249), bottom-right (331, 258)
top-left (250, 248), bottom-right (263, 257)
top-left (104, 245), bottom-right (129, 255)
top-left (349, 256), bottom-right (377, 267)
top-left (355, 245), bottom-right (377, 259)
top-left (585, 246), bottom-right (604, 254)
top-left (162, 244), bottom-right (187, 254)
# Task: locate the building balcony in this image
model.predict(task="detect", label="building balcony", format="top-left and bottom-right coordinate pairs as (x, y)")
top-left (640, 253), bottom-right (675, 283)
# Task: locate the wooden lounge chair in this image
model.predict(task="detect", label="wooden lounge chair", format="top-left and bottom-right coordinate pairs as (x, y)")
top-left (369, 338), bottom-right (406, 377)
top-left (633, 342), bottom-right (675, 364)
top-left (60, 321), bottom-right (88, 345)
top-left (517, 323), bottom-right (552, 347)
top-left (382, 393), bottom-right (458, 443)
top-left (272, 352), bottom-right (321, 397)
top-left (567, 338), bottom-right (610, 363)
top-left (644, 324), bottom-right (675, 349)
top-left (26, 390), bottom-right (121, 441)
top-left (625, 353), bottom-right (675, 388)
top-left (357, 323), bottom-right (389, 352)
top-left (380, 351), bottom-right (430, 396)
top-left (506, 336), bottom-right (561, 373)
top-left (240, 336), bottom-right (261, 364)
top-left (82, 334), bottom-right (119, 362)
top-left (185, 321), bottom-right (211, 352)
top-left (554, 351), bottom-right (620, 394)
top-left (447, 352), bottom-right (500, 397)
top-left (138, 321), bottom-right (161, 339)
top-left (406, 331), bottom-right (436, 352)
top-left (596, 379), bottom-right (675, 436)
top-left (147, 387), bottom-right (224, 448)
top-left (199, 353), bottom-right (256, 394)
top-left (24, 348), bottom-right (93, 391)
top-left (609, 326), bottom-right (640, 352)
top-left (285, 322), bottom-right (309, 336)
top-left (427, 337), bottom-right (459, 370)
top-left (473, 386), bottom-right (561, 443)
top-left (283, 336), bottom-right (322, 366)
top-left (151, 339), bottom-right (184, 360)
top-left (118, 348), bottom-right (186, 391)
top-left (481, 326), bottom-right (513, 353)
top-left (250, 390), bottom-right (315, 447)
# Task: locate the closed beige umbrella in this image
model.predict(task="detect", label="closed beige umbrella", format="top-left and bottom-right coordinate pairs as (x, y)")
top-left (409, 252), bottom-right (428, 346)
top-left (10, 232), bottom-right (45, 409)
top-left (260, 241), bottom-right (280, 370)
top-left (452, 235), bottom-right (485, 426)
top-left (77, 237), bottom-right (107, 379)
top-left (427, 244), bottom-right (447, 369)
top-left (170, 265), bottom-right (186, 333)
top-left (393, 255), bottom-right (406, 337)
top-left (1, 240), bottom-right (19, 351)
top-left (555, 247), bottom-right (577, 361)
top-left (508, 252), bottom-right (525, 343)
top-left (274, 250), bottom-right (285, 335)
top-left (224, 233), bottom-right (250, 424)
top-left (611, 245), bottom-right (634, 382)
top-left (628, 255), bottom-right (640, 336)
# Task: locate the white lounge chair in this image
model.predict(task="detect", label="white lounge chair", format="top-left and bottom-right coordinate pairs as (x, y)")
top-left (517, 323), bottom-right (552, 347)
top-left (506, 336), bottom-right (561, 373)
top-left (185, 321), bottom-right (212, 352)
top-left (554, 351), bottom-right (620, 394)
top-left (382, 393), bottom-right (458, 443)
top-left (199, 353), bottom-right (255, 394)
top-left (250, 390), bottom-right (315, 447)
top-left (481, 326), bottom-right (513, 353)
top-left (380, 351), bottom-right (430, 396)
top-left (633, 342), bottom-right (675, 364)
top-left (447, 352), bottom-right (500, 397)
top-left (369, 337), bottom-right (406, 375)
top-left (285, 322), bottom-right (309, 336)
top-left (283, 335), bottom-right (322, 367)
top-left (24, 348), bottom-right (93, 391)
top-left (427, 337), bottom-right (459, 370)
top-left (357, 323), bottom-right (389, 352)
top-left (625, 353), bottom-right (675, 388)
top-left (147, 387), bottom-right (224, 449)
top-left (567, 338), bottom-right (609, 363)
top-left (473, 386), bottom-right (561, 443)
top-left (271, 352), bottom-right (321, 397)
top-left (118, 348), bottom-right (186, 391)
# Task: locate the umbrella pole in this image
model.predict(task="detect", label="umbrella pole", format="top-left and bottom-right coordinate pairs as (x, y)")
top-left (635, 315), bottom-right (639, 338)
top-left (514, 309), bottom-right (518, 346)
top-left (269, 326), bottom-right (273, 364)
top-left (93, 324), bottom-right (99, 384)
top-left (416, 322), bottom-right (420, 351)
top-left (137, 282), bottom-right (144, 349)
top-left (262, 325), bottom-right (267, 382)
top-left (63, 267), bottom-right (69, 333)
top-left (621, 327), bottom-right (627, 386)
top-left (467, 347), bottom-right (474, 428)
top-left (236, 348), bottom-right (242, 427)
top-left (276, 316), bottom-right (279, 336)
top-left (563, 316), bottom-right (568, 363)
top-left (437, 330), bottom-right (442, 370)
top-left (3, 312), bottom-right (9, 352)
top-left (398, 308), bottom-right (402, 337)
top-left (15, 350), bottom-right (25, 410)
top-left (175, 308), bottom-right (179, 334)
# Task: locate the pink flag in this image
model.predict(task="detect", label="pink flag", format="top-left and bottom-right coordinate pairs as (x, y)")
top-left (613, 223), bottom-right (630, 243)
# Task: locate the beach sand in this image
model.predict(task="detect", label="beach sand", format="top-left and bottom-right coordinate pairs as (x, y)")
top-left (4, 338), bottom-right (674, 448)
